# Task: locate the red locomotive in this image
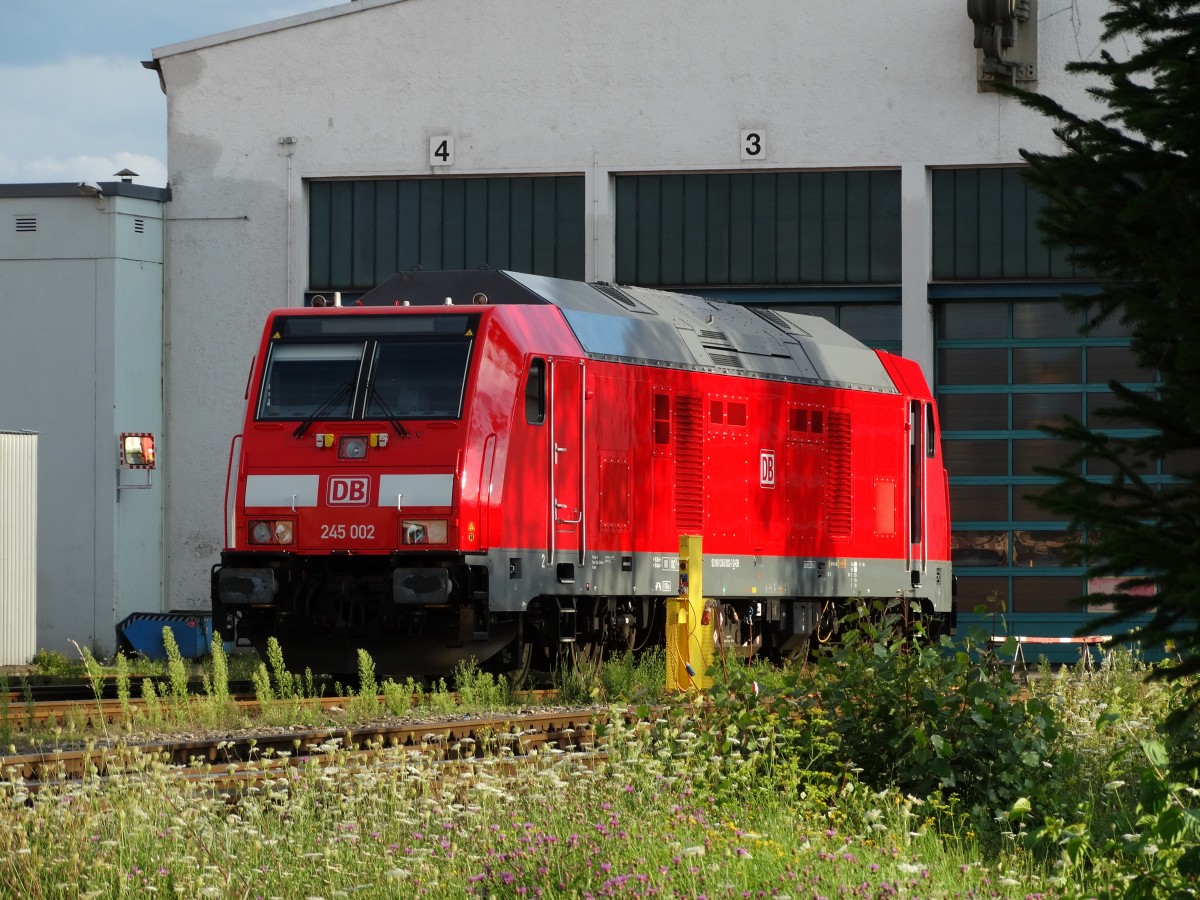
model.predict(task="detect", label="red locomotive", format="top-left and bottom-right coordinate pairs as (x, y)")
top-left (213, 270), bottom-right (954, 679)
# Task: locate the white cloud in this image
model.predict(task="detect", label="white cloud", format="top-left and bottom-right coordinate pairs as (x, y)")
top-left (22, 152), bottom-right (167, 189)
top-left (0, 1), bottom-right (336, 188)
top-left (0, 55), bottom-right (167, 186)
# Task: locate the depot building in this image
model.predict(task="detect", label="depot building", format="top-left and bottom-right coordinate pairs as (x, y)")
top-left (135, 0), bottom-right (1165, 642)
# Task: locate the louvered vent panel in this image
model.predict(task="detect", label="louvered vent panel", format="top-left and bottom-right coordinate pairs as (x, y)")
top-left (592, 283), bottom-right (639, 309)
top-left (674, 395), bottom-right (704, 532)
top-left (134, 218), bottom-right (146, 234)
top-left (699, 329), bottom-right (743, 369)
top-left (751, 308), bottom-right (794, 331)
top-left (699, 329), bottom-right (734, 348)
top-left (14, 216), bottom-right (37, 233)
top-left (708, 352), bottom-right (744, 369)
top-left (826, 410), bottom-right (852, 540)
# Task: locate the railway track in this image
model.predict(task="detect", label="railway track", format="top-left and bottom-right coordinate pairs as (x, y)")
top-left (0, 689), bottom-right (559, 731)
top-left (1, 678), bottom-right (262, 706)
top-left (0, 704), bottom-right (609, 789)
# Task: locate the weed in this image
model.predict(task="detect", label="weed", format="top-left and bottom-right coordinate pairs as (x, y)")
top-left (114, 651), bottom-right (132, 724)
top-left (163, 627), bottom-right (189, 720)
top-left (141, 678), bottom-right (162, 727)
top-left (599, 647), bottom-right (667, 703)
top-left (346, 649), bottom-right (382, 719)
top-left (381, 677), bottom-right (420, 716)
top-left (810, 599), bottom-right (1062, 828)
top-left (251, 661), bottom-right (274, 706)
top-left (199, 633), bottom-right (236, 727)
top-left (421, 677), bottom-right (457, 714)
top-left (453, 658), bottom-right (508, 712)
top-left (31, 648), bottom-right (83, 677)
top-left (555, 651), bottom-right (602, 706)
top-left (265, 636), bottom-right (300, 700)
top-left (1016, 740), bottom-right (1200, 899)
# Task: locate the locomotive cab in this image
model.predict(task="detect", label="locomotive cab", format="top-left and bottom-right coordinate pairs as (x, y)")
top-left (214, 304), bottom-right (520, 674)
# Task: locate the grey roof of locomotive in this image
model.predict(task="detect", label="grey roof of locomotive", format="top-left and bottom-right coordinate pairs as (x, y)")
top-left (356, 269), bottom-right (899, 394)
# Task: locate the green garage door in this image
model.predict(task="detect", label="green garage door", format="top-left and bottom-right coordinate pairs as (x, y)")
top-left (930, 168), bottom-right (1154, 640)
top-left (614, 170), bottom-right (901, 288)
top-left (309, 176), bottom-right (585, 293)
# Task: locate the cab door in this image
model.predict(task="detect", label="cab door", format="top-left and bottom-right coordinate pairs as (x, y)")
top-left (909, 400), bottom-right (928, 583)
top-left (549, 358), bottom-right (586, 566)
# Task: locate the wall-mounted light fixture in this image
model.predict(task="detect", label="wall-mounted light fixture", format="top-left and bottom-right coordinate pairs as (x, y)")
top-left (117, 432), bottom-right (155, 498)
top-left (967, 0), bottom-right (1038, 90)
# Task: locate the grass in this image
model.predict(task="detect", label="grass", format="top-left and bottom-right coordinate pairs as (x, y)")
top-left (3, 617), bottom-right (1197, 897)
top-left (1, 707), bottom-right (1058, 899)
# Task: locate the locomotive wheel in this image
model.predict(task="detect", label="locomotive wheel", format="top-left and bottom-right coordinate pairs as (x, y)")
top-left (505, 641), bottom-right (534, 691)
top-left (571, 639), bottom-right (603, 669)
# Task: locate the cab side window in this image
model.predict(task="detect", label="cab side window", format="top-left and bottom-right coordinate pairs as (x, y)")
top-left (525, 358), bottom-right (546, 424)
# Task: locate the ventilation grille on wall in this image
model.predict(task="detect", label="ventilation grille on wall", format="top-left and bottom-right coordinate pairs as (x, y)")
top-left (14, 216), bottom-right (37, 233)
top-left (134, 218), bottom-right (145, 234)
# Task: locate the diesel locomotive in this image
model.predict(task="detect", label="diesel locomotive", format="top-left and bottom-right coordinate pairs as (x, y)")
top-left (213, 270), bottom-right (954, 679)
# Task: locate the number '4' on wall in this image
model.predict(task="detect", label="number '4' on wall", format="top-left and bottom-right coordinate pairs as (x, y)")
top-left (430, 135), bottom-right (454, 167)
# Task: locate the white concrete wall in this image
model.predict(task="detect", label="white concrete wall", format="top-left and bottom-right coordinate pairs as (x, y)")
top-left (154, 0), bottom-right (1112, 606)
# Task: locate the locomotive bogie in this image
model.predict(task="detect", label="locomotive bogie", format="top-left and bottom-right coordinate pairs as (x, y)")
top-left (213, 270), bottom-right (954, 676)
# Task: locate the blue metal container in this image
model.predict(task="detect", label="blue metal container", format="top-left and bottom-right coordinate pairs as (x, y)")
top-left (117, 612), bottom-right (213, 660)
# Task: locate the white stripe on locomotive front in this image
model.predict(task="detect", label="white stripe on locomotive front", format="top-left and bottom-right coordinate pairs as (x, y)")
top-left (244, 473), bottom-right (453, 508)
top-left (245, 474), bottom-right (319, 507)
top-left (378, 473), bottom-right (453, 508)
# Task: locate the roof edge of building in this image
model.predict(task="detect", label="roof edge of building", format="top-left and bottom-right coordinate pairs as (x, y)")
top-left (0, 182), bottom-right (171, 202)
top-left (151, 0), bottom-right (407, 59)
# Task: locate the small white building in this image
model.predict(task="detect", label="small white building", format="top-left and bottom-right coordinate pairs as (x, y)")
top-left (146, 0), bottom-right (1146, 632)
top-left (0, 181), bottom-right (168, 656)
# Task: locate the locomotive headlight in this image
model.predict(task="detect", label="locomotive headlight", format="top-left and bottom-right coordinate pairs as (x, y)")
top-left (402, 519), bottom-right (448, 544)
top-left (338, 435), bottom-right (369, 459)
top-left (250, 520), bottom-right (273, 544)
top-left (249, 519), bottom-right (295, 545)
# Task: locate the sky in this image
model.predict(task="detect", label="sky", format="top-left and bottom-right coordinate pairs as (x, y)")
top-left (0, 1), bottom-right (336, 188)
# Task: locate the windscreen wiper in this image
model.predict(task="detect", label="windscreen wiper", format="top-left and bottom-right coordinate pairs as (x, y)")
top-left (367, 383), bottom-right (410, 438)
top-left (293, 381), bottom-right (353, 439)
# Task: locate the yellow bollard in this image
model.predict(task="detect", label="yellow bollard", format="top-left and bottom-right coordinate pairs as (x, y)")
top-left (667, 534), bottom-right (714, 691)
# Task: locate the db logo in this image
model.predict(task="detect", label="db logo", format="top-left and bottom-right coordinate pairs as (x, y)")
top-left (759, 450), bottom-right (776, 488)
top-left (327, 475), bottom-right (371, 506)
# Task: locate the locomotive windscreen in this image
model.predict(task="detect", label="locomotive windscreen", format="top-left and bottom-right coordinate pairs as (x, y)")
top-left (256, 314), bottom-right (477, 421)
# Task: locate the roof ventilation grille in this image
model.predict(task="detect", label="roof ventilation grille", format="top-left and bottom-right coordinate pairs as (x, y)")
top-left (699, 329), bottom-right (735, 348)
top-left (751, 308), bottom-right (794, 332)
top-left (708, 351), bottom-right (744, 369)
top-left (14, 216), bottom-right (37, 233)
top-left (591, 283), bottom-right (639, 309)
